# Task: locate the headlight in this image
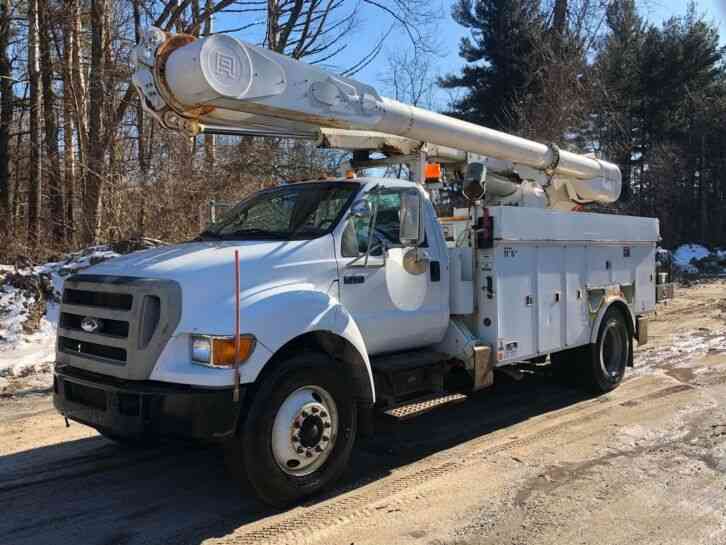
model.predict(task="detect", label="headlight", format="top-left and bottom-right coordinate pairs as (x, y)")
top-left (191, 334), bottom-right (256, 367)
top-left (191, 336), bottom-right (212, 363)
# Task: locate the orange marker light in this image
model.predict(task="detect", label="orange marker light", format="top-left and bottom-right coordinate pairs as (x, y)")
top-left (424, 163), bottom-right (442, 182)
top-left (212, 335), bottom-right (256, 367)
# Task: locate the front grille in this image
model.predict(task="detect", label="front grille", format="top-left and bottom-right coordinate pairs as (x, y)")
top-left (56, 275), bottom-right (181, 381)
top-left (63, 288), bottom-right (133, 311)
top-left (60, 312), bottom-right (130, 338)
top-left (59, 336), bottom-right (127, 362)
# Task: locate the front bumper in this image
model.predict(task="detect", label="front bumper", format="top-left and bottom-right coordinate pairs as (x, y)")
top-left (53, 365), bottom-right (244, 442)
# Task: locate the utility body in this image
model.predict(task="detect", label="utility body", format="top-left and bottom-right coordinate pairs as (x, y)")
top-left (53, 28), bottom-right (657, 505)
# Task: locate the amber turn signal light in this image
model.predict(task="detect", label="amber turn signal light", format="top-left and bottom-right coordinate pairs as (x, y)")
top-left (211, 335), bottom-right (256, 366)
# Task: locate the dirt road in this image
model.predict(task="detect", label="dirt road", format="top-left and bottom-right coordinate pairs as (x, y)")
top-left (1, 281), bottom-right (725, 545)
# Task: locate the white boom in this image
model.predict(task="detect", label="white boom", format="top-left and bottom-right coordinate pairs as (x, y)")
top-left (131, 28), bottom-right (621, 209)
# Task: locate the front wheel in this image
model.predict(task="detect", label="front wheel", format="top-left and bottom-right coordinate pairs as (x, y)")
top-left (232, 353), bottom-right (357, 507)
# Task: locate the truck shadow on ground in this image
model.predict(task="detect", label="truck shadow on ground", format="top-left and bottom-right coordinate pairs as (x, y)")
top-left (0, 369), bottom-right (594, 545)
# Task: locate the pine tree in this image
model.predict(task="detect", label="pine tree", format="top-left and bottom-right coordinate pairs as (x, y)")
top-left (439, 0), bottom-right (545, 132)
top-left (591, 0), bottom-right (645, 202)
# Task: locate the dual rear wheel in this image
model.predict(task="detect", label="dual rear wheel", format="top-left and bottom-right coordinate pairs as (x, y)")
top-left (551, 307), bottom-right (631, 393)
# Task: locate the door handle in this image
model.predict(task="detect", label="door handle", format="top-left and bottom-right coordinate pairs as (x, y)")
top-left (343, 275), bottom-right (365, 285)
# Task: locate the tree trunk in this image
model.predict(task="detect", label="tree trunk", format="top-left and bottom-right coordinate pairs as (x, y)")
top-left (132, 0), bottom-right (147, 235)
top-left (27, 0), bottom-right (42, 247)
top-left (82, 0), bottom-right (106, 244)
top-left (62, 0), bottom-right (76, 243)
top-left (699, 134), bottom-right (708, 243)
top-left (0, 0), bottom-right (12, 238)
top-left (69, 0), bottom-right (88, 206)
top-left (553, 0), bottom-right (567, 37)
top-left (39, 0), bottom-right (64, 244)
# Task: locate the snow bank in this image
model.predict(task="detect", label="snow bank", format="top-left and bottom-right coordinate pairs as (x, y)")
top-left (0, 246), bottom-right (123, 390)
top-left (672, 243), bottom-right (726, 276)
top-left (673, 244), bottom-right (710, 272)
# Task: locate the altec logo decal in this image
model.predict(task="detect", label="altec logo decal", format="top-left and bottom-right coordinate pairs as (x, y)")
top-left (81, 317), bottom-right (103, 333)
top-left (215, 52), bottom-right (236, 79)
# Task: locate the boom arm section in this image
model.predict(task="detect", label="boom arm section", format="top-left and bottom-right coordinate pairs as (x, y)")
top-left (132, 28), bottom-right (621, 208)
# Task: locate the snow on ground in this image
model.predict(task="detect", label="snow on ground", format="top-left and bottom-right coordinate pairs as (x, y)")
top-left (673, 244), bottom-right (710, 267)
top-left (671, 243), bottom-right (726, 275)
top-left (0, 246), bottom-right (122, 393)
top-left (633, 327), bottom-right (726, 380)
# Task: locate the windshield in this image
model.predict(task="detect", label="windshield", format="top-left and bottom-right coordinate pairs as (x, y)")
top-left (201, 182), bottom-right (360, 240)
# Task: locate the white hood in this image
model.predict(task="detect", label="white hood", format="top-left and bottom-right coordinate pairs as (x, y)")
top-left (80, 237), bottom-right (339, 334)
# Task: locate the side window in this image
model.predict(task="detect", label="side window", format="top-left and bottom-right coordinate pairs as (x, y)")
top-left (341, 190), bottom-right (403, 258)
top-left (374, 192), bottom-right (403, 245)
top-left (341, 220), bottom-right (359, 257)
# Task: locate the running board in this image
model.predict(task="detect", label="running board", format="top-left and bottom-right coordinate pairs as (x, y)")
top-left (382, 393), bottom-right (467, 421)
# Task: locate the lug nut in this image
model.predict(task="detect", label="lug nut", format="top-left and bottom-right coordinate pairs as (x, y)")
top-left (316, 445), bottom-right (324, 452)
top-left (305, 450), bottom-right (313, 458)
top-left (320, 411), bottom-right (327, 418)
top-left (296, 447), bottom-right (304, 454)
top-left (324, 422), bottom-right (331, 428)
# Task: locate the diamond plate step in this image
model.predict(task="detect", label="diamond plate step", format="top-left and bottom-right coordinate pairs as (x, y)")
top-left (382, 393), bottom-right (468, 421)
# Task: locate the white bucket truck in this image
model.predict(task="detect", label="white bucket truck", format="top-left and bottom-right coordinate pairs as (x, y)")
top-left (53, 28), bottom-right (656, 506)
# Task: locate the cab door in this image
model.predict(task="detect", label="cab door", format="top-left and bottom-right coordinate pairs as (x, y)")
top-left (334, 186), bottom-right (449, 356)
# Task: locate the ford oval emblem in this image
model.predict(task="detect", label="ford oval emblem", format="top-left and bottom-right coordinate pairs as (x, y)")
top-left (81, 316), bottom-right (102, 333)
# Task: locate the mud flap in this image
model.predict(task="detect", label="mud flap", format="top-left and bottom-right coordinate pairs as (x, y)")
top-left (636, 316), bottom-right (648, 346)
top-left (473, 345), bottom-right (494, 390)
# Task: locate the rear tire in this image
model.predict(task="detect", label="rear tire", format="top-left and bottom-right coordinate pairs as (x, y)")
top-left (550, 307), bottom-right (631, 393)
top-left (587, 307), bottom-right (630, 393)
top-left (232, 353), bottom-right (357, 507)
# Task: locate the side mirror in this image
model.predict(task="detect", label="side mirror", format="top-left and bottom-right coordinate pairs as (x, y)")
top-left (399, 189), bottom-right (424, 247)
top-left (463, 161), bottom-right (487, 201)
top-left (350, 199), bottom-right (371, 218)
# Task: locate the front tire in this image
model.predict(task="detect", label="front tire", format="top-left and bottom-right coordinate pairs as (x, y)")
top-left (234, 353), bottom-right (357, 507)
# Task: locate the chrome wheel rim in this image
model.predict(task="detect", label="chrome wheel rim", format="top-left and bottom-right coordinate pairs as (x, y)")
top-left (271, 385), bottom-right (338, 477)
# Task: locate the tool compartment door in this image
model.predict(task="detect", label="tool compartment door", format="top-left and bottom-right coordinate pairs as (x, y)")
top-left (565, 245), bottom-right (589, 347)
top-left (496, 245), bottom-right (536, 360)
top-left (537, 245), bottom-right (565, 353)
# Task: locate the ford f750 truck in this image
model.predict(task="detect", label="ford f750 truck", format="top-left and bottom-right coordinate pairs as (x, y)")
top-left (53, 28), bottom-right (656, 506)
